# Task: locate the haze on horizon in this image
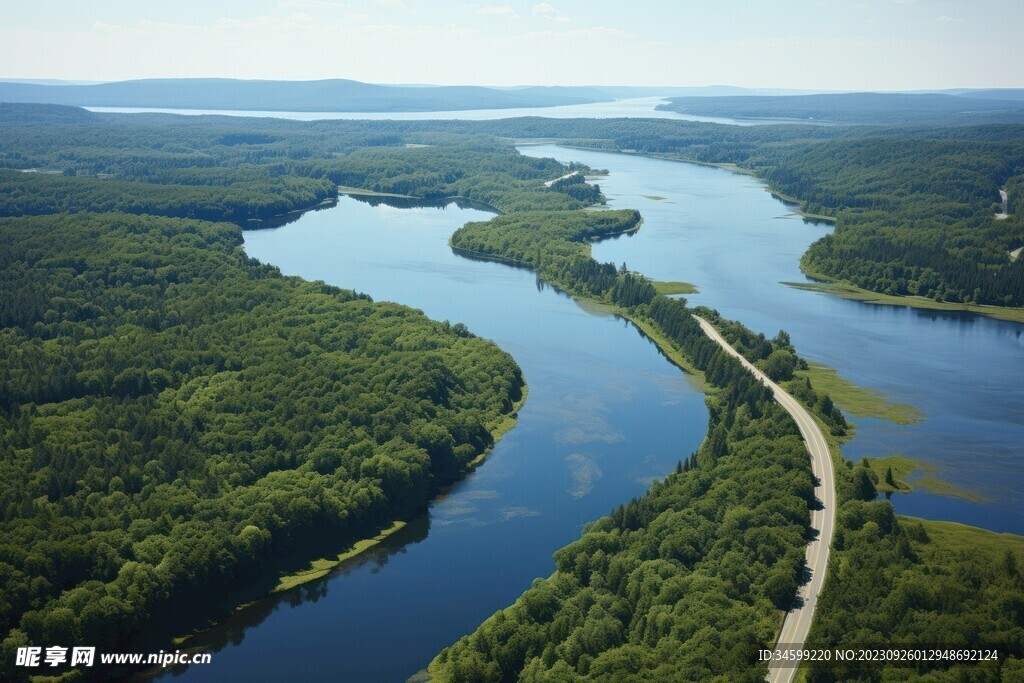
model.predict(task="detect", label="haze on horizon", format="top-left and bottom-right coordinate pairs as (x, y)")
top-left (2, 0), bottom-right (1021, 91)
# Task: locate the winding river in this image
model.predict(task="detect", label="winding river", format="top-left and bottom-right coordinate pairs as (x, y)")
top-left (164, 143), bottom-right (1023, 682)
top-left (163, 195), bottom-right (709, 682)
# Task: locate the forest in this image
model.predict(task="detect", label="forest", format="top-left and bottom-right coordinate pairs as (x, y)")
top-left (1, 103), bottom-right (1021, 680)
top-left (438, 214), bottom-right (816, 680)
top-left (805, 504), bottom-right (1024, 681)
top-left (6, 103), bottom-right (1020, 312)
top-left (0, 169), bottom-right (336, 223)
top-left (432, 185), bottom-right (1022, 680)
top-left (0, 211), bottom-right (523, 680)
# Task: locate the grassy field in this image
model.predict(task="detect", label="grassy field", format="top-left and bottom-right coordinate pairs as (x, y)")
top-left (861, 454), bottom-right (986, 503)
top-left (652, 280), bottom-right (700, 295)
top-left (793, 362), bottom-right (924, 426)
top-left (862, 454), bottom-right (929, 493)
top-left (272, 520), bottom-right (409, 593)
top-left (919, 517), bottom-right (1024, 557)
top-left (784, 278), bottom-right (1024, 324)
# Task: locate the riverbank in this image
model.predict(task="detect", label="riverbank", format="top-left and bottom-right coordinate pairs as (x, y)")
top-left (652, 280), bottom-right (699, 295)
top-left (862, 455), bottom-right (986, 503)
top-left (783, 275), bottom-right (1024, 324)
top-left (519, 141), bottom-right (1024, 325)
top-left (794, 362), bottom-right (923, 426)
top-left (171, 383), bottom-right (528, 649)
top-left (337, 185), bottom-right (417, 198)
top-left (767, 190), bottom-right (837, 223)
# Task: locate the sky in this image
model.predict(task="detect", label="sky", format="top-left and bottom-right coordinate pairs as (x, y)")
top-left (1, 0), bottom-right (1021, 90)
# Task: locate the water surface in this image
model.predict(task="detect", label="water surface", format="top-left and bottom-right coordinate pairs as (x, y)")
top-left (162, 195), bottom-right (709, 682)
top-left (520, 144), bottom-right (1024, 534)
top-left (88, 96), bottom-right (769, 125)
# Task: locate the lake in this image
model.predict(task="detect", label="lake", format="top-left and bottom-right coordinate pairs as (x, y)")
top-left (87, 96), bottom-right (777, 125)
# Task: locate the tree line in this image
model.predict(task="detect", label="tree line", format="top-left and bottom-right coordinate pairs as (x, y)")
top-left (0, 212), bottom-right (523, 680)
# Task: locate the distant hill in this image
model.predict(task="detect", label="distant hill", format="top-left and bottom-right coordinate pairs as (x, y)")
top-left (950, 88), bottom-right (1024, 102)
top-left (657, 92), bottom-right (1024, 124)
top-left (598, 85), bottom-right (838, 98)
top-left (0, 102), bottom-right (98, 125)
top-left (0, 78), bottom-right (614, 113)
top-left (0, 78), bottom-right (106, 86)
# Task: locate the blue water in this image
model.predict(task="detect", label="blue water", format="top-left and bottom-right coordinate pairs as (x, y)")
top-left (161, 196), bottom-right (708, 682)
top-left (518, 144), bottom-right (1024, 534)
top-left (87, 96), bottom-right (773, 125)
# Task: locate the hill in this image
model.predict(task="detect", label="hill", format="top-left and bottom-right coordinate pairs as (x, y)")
top-left (0, 78), bottom-right (612, 113)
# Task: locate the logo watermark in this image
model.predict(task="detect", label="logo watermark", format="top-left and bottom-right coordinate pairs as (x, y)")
top-left (15, 646), bottom-right (211, 669)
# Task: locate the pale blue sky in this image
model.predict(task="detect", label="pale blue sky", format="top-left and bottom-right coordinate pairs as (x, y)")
top-left (1, 0), bottom-right (1020, 89)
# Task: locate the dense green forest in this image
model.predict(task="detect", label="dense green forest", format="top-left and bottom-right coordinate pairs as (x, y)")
top-left (1, 104), bottom-right (1021, 679)
top-left (0, 169), bottom-right (335, 223)
top-left (805, 507), bottom-right (1024, 681)
top-left (764, 137), bottom-right (1024, 306)
top-left (5, 104), bottom-right (1019, 311)
top-left (431, 191), bottom-right (1022, 680)
top-left (0, 210), bottom-right (522, 679)
top-left (436, 212), bottom-right (1023, 681)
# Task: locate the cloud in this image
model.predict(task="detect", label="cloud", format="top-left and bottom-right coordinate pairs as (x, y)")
top-left (374, 0), bottom-right (410, 8)
top-left (935, 15), bottom-right (963, 22)
top-left (476, 5), bottom-right (518, 18)
top-left (524, 26), bottom-right (633, 42)
top-left (532, 3), bottom-right (569, 22)
top-left (277, 0), bottom-right (342, 8)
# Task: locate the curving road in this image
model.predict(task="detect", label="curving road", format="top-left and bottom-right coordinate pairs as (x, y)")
top-left (694, 315), bottom-right (836, 683)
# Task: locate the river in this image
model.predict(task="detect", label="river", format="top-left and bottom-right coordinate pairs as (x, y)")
top-left (517, 145), bottom-right (1024, 535)
top-left (161, 195), bottom-right (709, 682)
top-left (163, 142), bottom-right (1023, 682)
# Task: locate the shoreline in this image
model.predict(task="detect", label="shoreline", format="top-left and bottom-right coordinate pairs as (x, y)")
top-left (168, 342), bottom-right (529, 650)
top-left (784, 273), bottom-right (1024, 324)
top-left (519, 141), bottom-right (1024, 325)
top-left (339, 188), bottom-right (503, 215)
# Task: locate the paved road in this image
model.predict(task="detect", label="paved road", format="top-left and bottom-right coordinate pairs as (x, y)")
top-left (694, 315), bottom-right (836, 683)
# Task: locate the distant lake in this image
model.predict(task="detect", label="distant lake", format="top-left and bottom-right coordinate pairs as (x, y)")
top-left (88, 96), bottom-right (777, 125)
